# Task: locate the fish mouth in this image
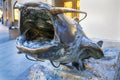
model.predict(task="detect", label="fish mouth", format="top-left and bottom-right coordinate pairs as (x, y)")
top-left (16, 24), bottom-right (59, 54)
top-left (16, 8), bottom-right (59, 54)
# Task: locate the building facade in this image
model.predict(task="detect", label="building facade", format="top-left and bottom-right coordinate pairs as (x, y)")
top-left (2, 0), bottom-right (13, 26)
top-left (2, 0), bottom-right (80, 28)
top-left (2, 0), bottom-right (120, 40)
top-left (0, 0), bottom-right (2, 10)
top-left (0, 0), bottom-right (2, 18)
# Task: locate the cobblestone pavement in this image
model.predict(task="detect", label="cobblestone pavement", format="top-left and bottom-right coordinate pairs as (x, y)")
top-left (0, 40), bottom-right (37, 80)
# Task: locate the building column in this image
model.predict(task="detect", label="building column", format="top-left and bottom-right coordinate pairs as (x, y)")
top-left (7, 0), bottom-right (13, 27)
top-left (2, 0), bottom-right (7, 26)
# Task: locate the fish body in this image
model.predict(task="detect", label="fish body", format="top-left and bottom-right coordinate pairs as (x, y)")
top-left (16, 2), bottom-right (104, 70)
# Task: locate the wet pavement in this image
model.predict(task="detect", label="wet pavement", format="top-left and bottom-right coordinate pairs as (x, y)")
top-left (0, 23), bottom-right (10, 44)
top-left (0, 41), bottom-right (37, 80)
top-left (0, 23), bottom-right (37, 80)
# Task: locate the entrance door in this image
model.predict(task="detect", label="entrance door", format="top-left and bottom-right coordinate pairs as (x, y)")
top-left (62, 0), bottom-right (80, 18)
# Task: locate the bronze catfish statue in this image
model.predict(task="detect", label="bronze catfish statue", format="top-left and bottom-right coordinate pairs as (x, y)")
top-left (16, 2), bottom-right (104, 71)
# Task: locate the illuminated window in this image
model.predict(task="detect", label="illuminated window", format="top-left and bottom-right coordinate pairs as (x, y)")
top-left (77, 0), bottom-right (80, 18)
top-left (13, 1), bottom-right (19, 21)
top-left (14, 8), bottom-right (19, 21)
top-left (64, 1), bottom-right (72, 18)
top-left (63, 0), bottom-right (80, 18)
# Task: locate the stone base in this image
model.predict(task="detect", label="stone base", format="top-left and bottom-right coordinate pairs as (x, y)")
top-left (27, 48), bottom-right (120, 80)
top-left (9, 28), bottom-right (20, 39)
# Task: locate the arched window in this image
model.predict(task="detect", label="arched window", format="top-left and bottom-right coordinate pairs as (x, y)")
top-left (13, 1), bottom-right (19, 27)
top-left (13, 1), bottom-right (18, 21)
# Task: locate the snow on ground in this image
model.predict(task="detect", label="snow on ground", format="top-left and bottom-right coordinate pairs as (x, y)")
top-left (28, 47), bottom-right (120, 80)
top-left (85, 48), bottom-right (120, 80)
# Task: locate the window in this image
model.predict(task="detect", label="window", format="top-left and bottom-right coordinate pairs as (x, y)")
top-left (14, 8), bottom-right (19, 21)
top-left (13, 1), bottom-right (18, 21)
top-left (62, 0), bottom-right (80, 18)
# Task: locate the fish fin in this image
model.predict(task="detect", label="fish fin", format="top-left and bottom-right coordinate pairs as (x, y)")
top-left (97, 40), bottom-right (103, 47)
